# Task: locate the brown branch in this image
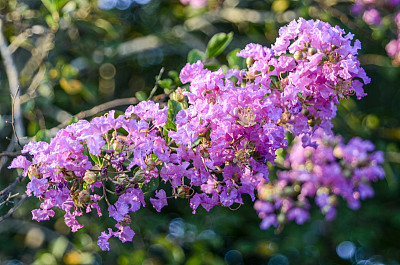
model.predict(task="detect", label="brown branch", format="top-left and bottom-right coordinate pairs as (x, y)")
top-left (0, 151), bottom-right (25, 158)
top-left (0, 195), bottom-right (28, 223)
top-left (0, 174), bottom-right (25, 200)
top-left (48, 97), bottom-right (140, 135)
top-left (147, 67), bottom-right (165, 101)
top-left (0, 18), bottom-right (24, 139)
top-left (0, 192), bottom-right (20, 207)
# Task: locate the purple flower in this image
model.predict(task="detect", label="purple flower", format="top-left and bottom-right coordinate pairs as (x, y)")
top-left (97, 229), bottom-right (114, 251)
top-left (64, 211), bottom-right (84, 232)
top-left (8, 155), bottom-right (31, 176)
top-left (26, 177), bottom-right (49, 197)
top-left (114, 224), bottom-right (135, 243)
top-left (32, 208), bottom-right (55, 221)
top-left (287, 208), bottom-right (310, 225)
top-left (150, 189), bottom-right (168, 212)
top-left (363, 9), bottom-right (381, 26)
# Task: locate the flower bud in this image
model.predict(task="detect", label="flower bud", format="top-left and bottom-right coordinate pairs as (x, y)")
top-left (199, 148), bottom-right (210, 158)
top-left (301, 107), bottom-right (310, 117)
top-left (113, 138), bottom-right (125, 154)
top-left (65, 170), bottom-right (77, 181)
top-left (121, 215), bottom-right (132, 226)
top-left (132, 169), bottom-right (146, 183)
top-left (328, 195), bottom-right (337, 206)
top-left (284, 186), bottom-right (294, 196)
top-left (116, 173), bottom-right (128, 185)
top-left (308, 47), bottom-right (317, 56)
top-left (78, 190), bottom-right (91, 203)
top-left (145, 157), bottom-right (157, 171)
top-left (172, 87), bottom-right (185, 102)
top-left (177, 185), bottom-right (190, 198)
top-left (308, 119), bottom-right (316, 127)
top-left (333, 146), bottom-right (343, 159)
top-left (28, 165), bottom-right (40, 180)
top-left (246, 56), bottom-right (255, 66)
top-left (293, 50), bottom-right (303, 60)
top-left (277, 213), bottom-right (286, 223)
top-left (232, 172), bottom-right (239, 182)
top-left (83, 171), bottom-right (97, 185)
top-left (342, 168), bottom-right (352, 178)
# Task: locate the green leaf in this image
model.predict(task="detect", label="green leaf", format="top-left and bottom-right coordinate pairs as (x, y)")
top-left (226, 48), bottom-right (246, 69)
top-left (191, 137), bottom-right (201, 148)
top-left (42, 0), bottom-right (57, 13)
top-left (204, 64), bottom-right (221, 71)
top-left (89, 153), bottom-right (101, 166)
top-left (188, 49), bottom-right (205, 63)
top-left (168, 70), bottom-right (179, 80)
top-left (68, 116), bottom-right (79, 125)
top-left (35, 129), bottom-right (50, 143)
top-left (206, 32), bottom-right (233, 59)
top-left (141, 177), bottom-right (159, 194)
top-left (135, 91), bottom-right (148, 101)
top-left (158, 79), bottom-right (173, 89)
top-left (168, 99), bottom-right (183, 122)
top-left (150, 154), bottom-right (158, 162)
top-left (165, 117), bottom-right (177, 131)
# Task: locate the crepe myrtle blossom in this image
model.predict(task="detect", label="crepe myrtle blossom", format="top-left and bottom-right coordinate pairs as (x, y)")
top-left (351, 0), bottom-right (400, 64)
top-left (255, 129), bottom-right (384, 229)
top-left (9, 18), bottom-right (379, 251)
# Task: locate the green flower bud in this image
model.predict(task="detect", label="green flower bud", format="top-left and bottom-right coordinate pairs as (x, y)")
top-left (78, 190), bottom-right (91, 203)
top-left (301, 108), bottom-right (310, 117)
top-left (172, 87), bottom-right (185, 103)
top-left (308, 119), bottom-right (316, 127)
top-left (293, 50), bottom-right (303, 60)
top-left (65, 170), bottom-right (77, 181)
top-left (177, 185), bottom-right (190, 198)
top-left (308, 47), bottom-right (317, 56)
top-left (284, 186), bottom-right (294, 196)
top-left (246, 56), bottom-right (255, 66)
top-left (116, 173), bottom-right (129, 185)
top-left (199, 148), bottom-right (210, 158)
top-left (145, 157), bottom-right (157, 171)
top-left (277, 213), bottom-right (286, 223)
top-left (28, 166), bottom-right (40, 180)
top-left (83, 171), bottom-right (97, 185)
top-left (132, 169), bottom-right (146, 183)
top-left (112, 138), bottom-right (125, 154)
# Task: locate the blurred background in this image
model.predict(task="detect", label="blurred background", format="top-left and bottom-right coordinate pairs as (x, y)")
top-left (0, 0), bottom-right (399, 264)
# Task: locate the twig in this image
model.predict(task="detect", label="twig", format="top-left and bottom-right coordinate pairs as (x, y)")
top-left (0, 193), bottom-right (20, 207)
top-left (48, 97), bottom-right (140, 135)
top-left (0, 151), bottom-right (25, 158)
top-left (0, 195), bottom-right (28, 223)
top-left (0, 174), bottom-right (25, 201)
top-left (147, 67), bottom-right (165, 101)
top-left (0, 18), bottom-right (25, 139)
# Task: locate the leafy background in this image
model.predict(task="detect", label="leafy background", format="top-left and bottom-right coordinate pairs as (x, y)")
top-left (0, 0), bottom-right (399, 264)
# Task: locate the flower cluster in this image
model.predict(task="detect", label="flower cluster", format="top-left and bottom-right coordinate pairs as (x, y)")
top-left (352, 0), bottom-right (400, 64)
top-left (8, 18), bottom-right (375, 251)
top-left (9, 101), bottom-right (168, 250)
top-left (352, 0), bottom-right (399, 26)
top-left (254, 130), bottom-right (385, 229)
top-left (386, 12), bottom-right (400, 64)
top-left (238, 18), bottom-right (369, 146)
